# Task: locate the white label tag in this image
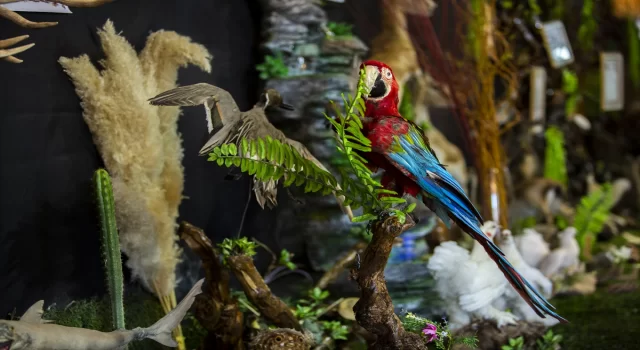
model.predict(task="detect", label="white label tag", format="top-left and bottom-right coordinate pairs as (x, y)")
top-left (1, 1), bottom-right (72, 14)
top-left (600, 52), bottom-right (624, 111)
top-left (540, 20), bottom-right (574, 69)
top-left (529, 66), bottom-right (547, 122)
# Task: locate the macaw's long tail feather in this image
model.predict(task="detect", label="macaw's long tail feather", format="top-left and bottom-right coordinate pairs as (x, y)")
top-left (453, 215), bottom-right (569, 324)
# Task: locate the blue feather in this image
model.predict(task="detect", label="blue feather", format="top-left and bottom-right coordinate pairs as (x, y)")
top-left (382, 121), bottom-right (567, 323)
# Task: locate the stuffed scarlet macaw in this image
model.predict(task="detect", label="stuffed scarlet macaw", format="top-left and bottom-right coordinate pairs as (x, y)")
top-left (358, 60), bottom-right (567, 324)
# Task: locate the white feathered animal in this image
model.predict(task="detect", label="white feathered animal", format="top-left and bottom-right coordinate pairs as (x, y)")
top-left (428, 221), bottom-right (519, 330)
top-left (515, 228), bottom-right (550, 268)
top-left (495, 229), bottom-right (559, 327)
top-left (538, 227), bottom-right (580, 278)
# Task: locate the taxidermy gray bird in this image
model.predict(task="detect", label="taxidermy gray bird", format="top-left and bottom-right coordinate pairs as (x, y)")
top-left (148, 84), bottom-right (353, 219)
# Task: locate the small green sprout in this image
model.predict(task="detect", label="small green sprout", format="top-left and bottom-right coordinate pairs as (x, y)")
top-left (326, 21), bottom-right (353, 37)
top-left (218, 237), bottom-right (257, 260)
top-left (278, 249), bottom-right (297, 270)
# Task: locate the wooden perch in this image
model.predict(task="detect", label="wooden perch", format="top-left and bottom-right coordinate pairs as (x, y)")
top-left (179, 222), bottom-right (244, 349)
top-left (226, 254), bottom-right (302, 331)
top-left (0, 35), bottom-right (33, 63)
top-left (351, 214), bottom-right (428, 350)
top-left (315, 240), bottom-right (368, 290)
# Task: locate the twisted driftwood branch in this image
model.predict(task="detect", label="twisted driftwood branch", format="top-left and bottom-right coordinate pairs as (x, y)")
top-left (227, 254), bottom-right (302, 331)
top-left (315, 240), bottom-right (368, 290)
top-left (179, 222), bottom-right (244, 349)
top-left (351, 214), bottom-right (428, 350)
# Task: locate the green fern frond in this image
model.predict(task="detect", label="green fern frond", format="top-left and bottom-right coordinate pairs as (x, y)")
top-left (573, 183), bottom-right (615, 260)
top-left (208, 136), bottom-right (343, 197)
top-left (325, 68), bottom-right (413, 222)
top-left (543, 126), bottom-right (568, 187)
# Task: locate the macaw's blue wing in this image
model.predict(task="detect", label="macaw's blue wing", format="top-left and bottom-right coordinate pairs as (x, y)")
top-left (383, 122), bottom-right (568, 324)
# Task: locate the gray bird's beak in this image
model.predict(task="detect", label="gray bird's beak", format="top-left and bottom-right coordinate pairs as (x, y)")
top-left (279, 103), bottom-right (294, 111)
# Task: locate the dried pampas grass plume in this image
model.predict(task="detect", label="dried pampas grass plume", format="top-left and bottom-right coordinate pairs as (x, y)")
top-left (58, 19), bottom-right (211, 297)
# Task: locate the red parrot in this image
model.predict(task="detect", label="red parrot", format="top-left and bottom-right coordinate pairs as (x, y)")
top-left (357, 59), bottom-right (567, 323)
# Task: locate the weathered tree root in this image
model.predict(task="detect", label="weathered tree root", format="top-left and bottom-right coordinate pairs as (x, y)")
top-left (179, 222), bottom-right (244, 349)
top-left (227, 254), bottom-right (302, 331)
top-left (351, 214), bottom-right (428, 350)
top-left (315, 240), bottom-right (368, 290)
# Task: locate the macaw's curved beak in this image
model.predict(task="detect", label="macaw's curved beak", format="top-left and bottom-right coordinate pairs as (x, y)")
top-left (369, 74), bottom-right (386, 98)
top-left (279, 102), bottom-right (294, 111)
top-left (363, 65), bottom-right (386, 99)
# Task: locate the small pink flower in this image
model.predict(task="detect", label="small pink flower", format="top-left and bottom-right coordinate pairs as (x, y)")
top-left (422, 323), bottom-right (438, 342)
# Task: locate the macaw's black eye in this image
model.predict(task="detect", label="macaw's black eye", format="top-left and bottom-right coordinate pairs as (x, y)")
top-left (369, 74), bottom-right (387, 98)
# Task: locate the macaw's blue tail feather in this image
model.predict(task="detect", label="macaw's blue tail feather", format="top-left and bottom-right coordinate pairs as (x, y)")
top-left (383, 121), bottom-right (567, 323)
top-left (451, 212), bottom-right (569, 324)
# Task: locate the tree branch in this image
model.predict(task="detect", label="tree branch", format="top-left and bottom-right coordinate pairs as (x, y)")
top-left (227, 254), bottom-right (303, 331)
top-left (351, 214), bottom-right (428, 350)
top-left (179, 222), bottom-right (244, 349)
top-left (315, 240), bottom-right (368, 290)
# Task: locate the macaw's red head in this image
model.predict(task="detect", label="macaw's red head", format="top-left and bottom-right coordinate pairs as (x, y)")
top-left (360, 60), bottom-right (401, 117)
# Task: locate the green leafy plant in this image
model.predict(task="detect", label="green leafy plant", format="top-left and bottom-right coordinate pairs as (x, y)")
top-left (502, 336), bottom-right (524, 350)
top-left (292, 288), bottom-right (330, 321)
top-left (536, 329), bottom-right (563, 350)
top-left (321, 320), bottom-right (349, 340)
top-left (256, 52), bottom-right (288, 80)
top-left (573, 183), bottom-right (616, 260)
top-left (401, 312), bottom-right (478, 349)
top-left (218, 237), bottom-right (258, 261)
top-left (326, 21), bottom-right (353, 37)
top-left (94, 168), bottom-right (126, 332)
top-left (543, 126), bottom-right (568, 188)
top-left (207, 68), bottom-right (413, 225)
top-left (278, 249), bottom-right (297, 270)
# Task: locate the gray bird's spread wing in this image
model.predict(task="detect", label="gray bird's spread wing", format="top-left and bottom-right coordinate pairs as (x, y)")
top-left (148, 83), bottom-right (240, 133)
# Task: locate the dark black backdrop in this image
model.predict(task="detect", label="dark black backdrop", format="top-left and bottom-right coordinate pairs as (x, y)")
top-left (0, 0), bottom-right (266, 316)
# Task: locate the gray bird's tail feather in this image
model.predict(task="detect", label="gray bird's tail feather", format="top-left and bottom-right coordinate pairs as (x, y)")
top-left (144, 278), bottom-right (204, 347)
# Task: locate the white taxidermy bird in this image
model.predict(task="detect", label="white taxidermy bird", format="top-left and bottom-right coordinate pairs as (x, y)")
top-left (515, 227), bottom-right (551, 268)
top-left (495, 229), bottom-right (558, 327)
top-left (538, 227), bottom-right (580, 279)
top-left (427, 221), bottom-right (519, 330)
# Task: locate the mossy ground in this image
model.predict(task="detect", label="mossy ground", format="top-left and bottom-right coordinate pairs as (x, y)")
top-left (43, 289), bottom-right (207, 350)
top-left (41, 286), bottom-right (640, 349)
top-left (550, 290), bottom-right (640, 350)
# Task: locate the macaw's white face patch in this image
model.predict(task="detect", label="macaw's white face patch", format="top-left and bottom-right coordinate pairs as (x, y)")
top-left (364, 65), bottom-right (392, 102)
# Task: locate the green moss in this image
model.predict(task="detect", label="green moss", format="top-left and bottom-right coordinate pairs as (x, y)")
top-left (551, 290), bottom-right (640, 349)
top-left (43, 289), bottom-right (207, 350)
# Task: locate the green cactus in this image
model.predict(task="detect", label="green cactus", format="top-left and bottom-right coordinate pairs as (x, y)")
top-left (94, 168), bottom-right (126, 331)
